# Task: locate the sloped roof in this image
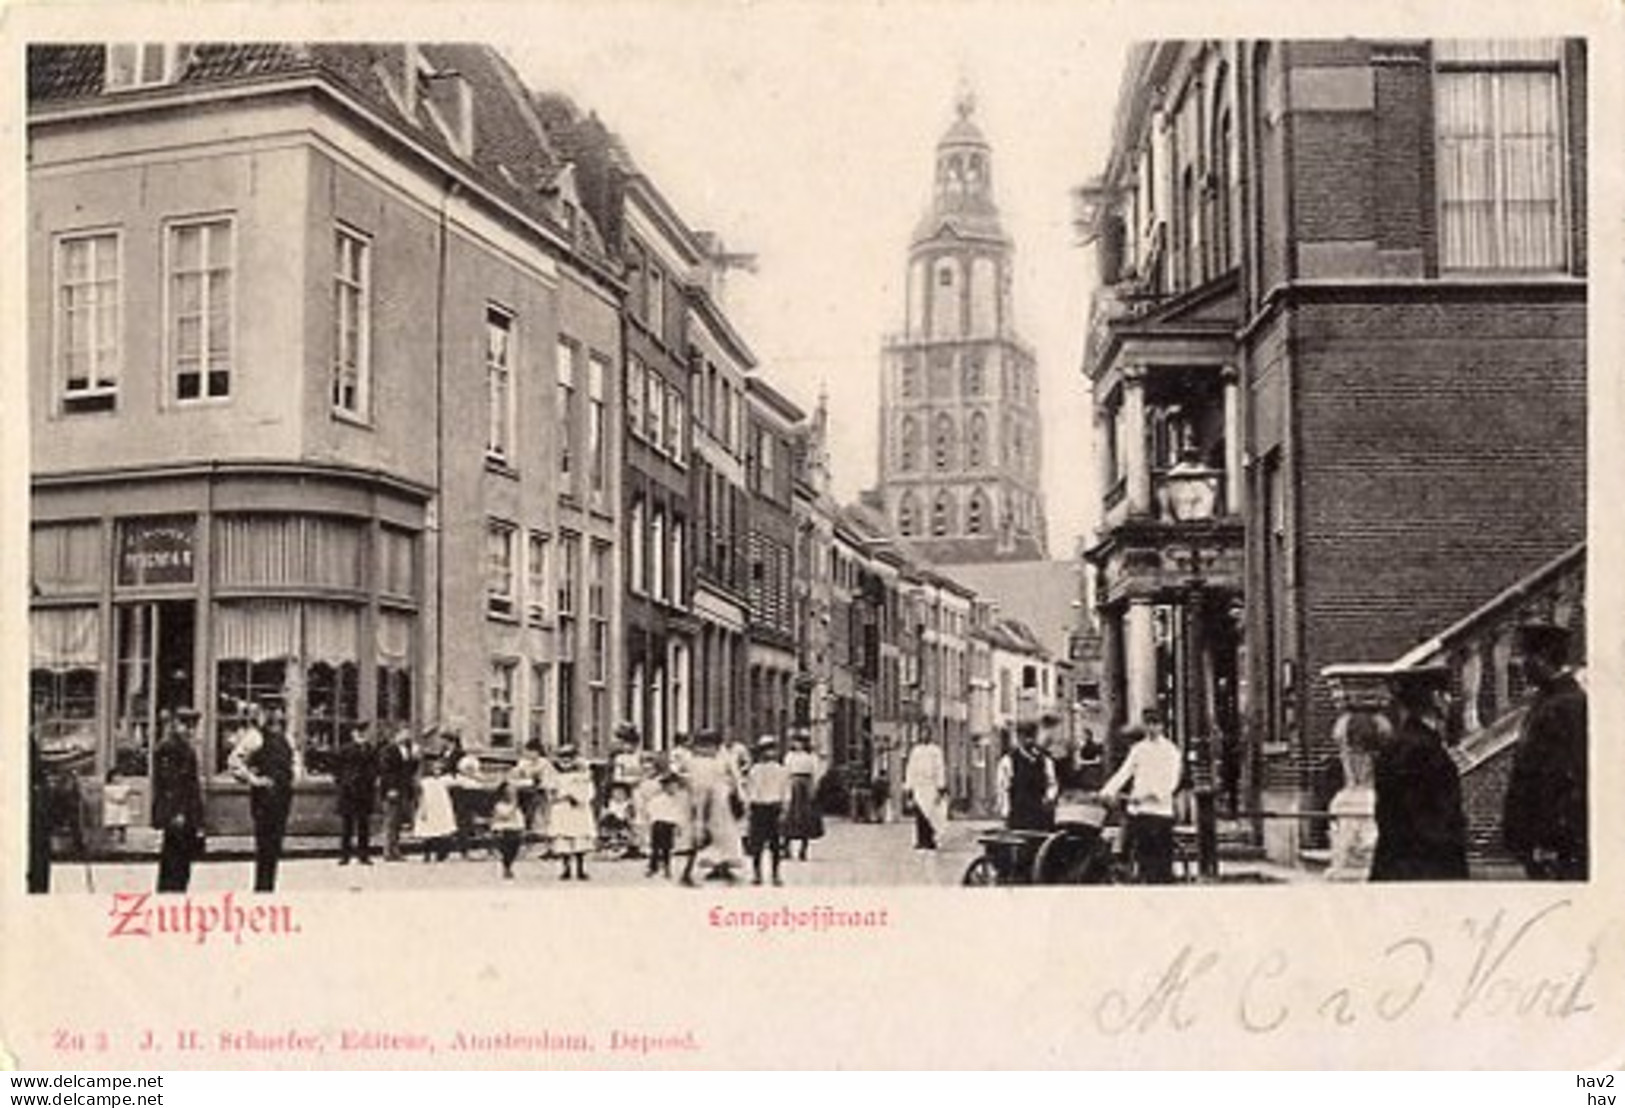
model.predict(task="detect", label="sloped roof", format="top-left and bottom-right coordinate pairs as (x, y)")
top-left (945, 559), bottom-right (1082, 660)
top-left (27, 43), bottom-right (615, 273)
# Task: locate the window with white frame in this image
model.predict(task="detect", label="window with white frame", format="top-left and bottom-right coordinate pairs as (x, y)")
top-left (1434, 39), bottom-right (1567, 271)
top-left (629, 498), bottom-right (647, 595)
top-left (589, 353), bottom-right (609, 497)
top-left (670, 389), bottom-right (687, 460)
top-left (529, 662), bottom-right (550, 748)
top-left (670, 515), bottom-right (685, 607)
top-left (332, 227), bottom-right (371, 419)
top-left (651, 509), bottom-right (667, 604)
top-left (557, 340), bottom-right (578, 488)
top-left (589, 540), bottom-right (610, 686)
top-left (646, 368), bottom-right (664, 452)
top-left (167, 217), bottom-right (234, 402)
top-left (489, 659), bottom-right (517, 747)
top-left (527, 531), bottom-right (549, 624)
top-left (56, 231), bottom-right (121, 413)
top-left (627, 355), bottom-right (646, 437)
top-left (557, 531), bottom-right (579, 616)
top-left (105, 44), bottom-right (184, 90)
top-left (486, 307), bottom-right (514, 460)
top-left (486, 520), bottom-right (517, 619)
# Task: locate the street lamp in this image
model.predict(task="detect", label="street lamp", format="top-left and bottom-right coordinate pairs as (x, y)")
top-left (1163, 447), bottom-right (1223, 879)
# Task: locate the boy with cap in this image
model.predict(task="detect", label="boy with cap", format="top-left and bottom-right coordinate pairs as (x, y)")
top-left (1503, 621), bottom-right (1588, 881)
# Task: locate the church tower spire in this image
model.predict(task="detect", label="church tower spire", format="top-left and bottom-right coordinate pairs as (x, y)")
top-left (875, 91), bottom-right (1048, 564)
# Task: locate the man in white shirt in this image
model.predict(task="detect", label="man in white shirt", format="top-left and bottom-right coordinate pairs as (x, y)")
top-left (1100, 710), bottom-right (1183, 884)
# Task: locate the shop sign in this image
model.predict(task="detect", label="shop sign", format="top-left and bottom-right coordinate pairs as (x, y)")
top-left (118, 517), bottom-right (196, 586)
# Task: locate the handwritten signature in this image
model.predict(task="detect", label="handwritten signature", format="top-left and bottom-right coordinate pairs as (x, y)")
top-left (1094, 900), bottom-right (1600, 1035)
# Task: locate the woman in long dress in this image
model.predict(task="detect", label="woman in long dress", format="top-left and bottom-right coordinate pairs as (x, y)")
top-left (782, 733), bottom-right (824, 861)
top-left (680, 730), bottom-right (743, 884)
top-left (548, 745), bottom-right (597, 881)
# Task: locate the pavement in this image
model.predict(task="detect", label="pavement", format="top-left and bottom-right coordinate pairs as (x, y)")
top-left (41, 817), bottom-right (1305, 896)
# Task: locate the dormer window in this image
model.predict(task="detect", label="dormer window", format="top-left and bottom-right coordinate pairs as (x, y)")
top-left (105, 44), bottom-right (184, 91)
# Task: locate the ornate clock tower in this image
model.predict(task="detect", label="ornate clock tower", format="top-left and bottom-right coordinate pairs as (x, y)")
top-left (877, 91), bottom-right (1048, 563)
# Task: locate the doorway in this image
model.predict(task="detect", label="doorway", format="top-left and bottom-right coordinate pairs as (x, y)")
top-left (113, 601), bottom-right (196, 777)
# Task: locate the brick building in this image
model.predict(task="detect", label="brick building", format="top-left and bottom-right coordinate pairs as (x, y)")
top-left (1078, 39), bottom-right (1586, 841)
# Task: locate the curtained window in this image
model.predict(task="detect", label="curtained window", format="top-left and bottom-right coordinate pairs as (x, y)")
top-left (376, 608), bottom-right (414, 736)
top-left (30, 607), bottom-right (101, 759)
top-left (32, 523), bottom-right (102, 596)
top-left (1435, 39), bottom-right (1566, 271)
top-left (377, 526), bottom-right (416, 600)
top-left (215, 514), bottom-right (364, 590)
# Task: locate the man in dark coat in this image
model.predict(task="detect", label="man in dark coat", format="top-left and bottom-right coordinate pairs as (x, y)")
top-left (27, 725), bottom-right (54, 894)
top-left (229, 706), bottom-right (296, 892)
top-left (151, 709), bottom-right (206, 893)
top-left (333, 720), bottom-right (378, 866)
top-left (378, 726), bottom-right (420, 861)
top-left (1370, 664), bottom-right (1469, 882)
top-left (1502, 621), bottom-right (1588, 880)
top-left (1000, 720), bottom-right (1058, 832)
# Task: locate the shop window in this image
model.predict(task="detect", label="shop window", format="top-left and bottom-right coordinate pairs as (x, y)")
top-left (215, 515), bottom-right (363, 590)
top-left (56, 231), bottom-right (121, 413)
top-left (29, 607), bottom-right (101, 763)
top-left (376, 608), bottom-right (414, 737)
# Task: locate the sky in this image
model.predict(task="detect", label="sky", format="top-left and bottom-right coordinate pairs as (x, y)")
top-left (506, 2), bottom-right (1131, 558)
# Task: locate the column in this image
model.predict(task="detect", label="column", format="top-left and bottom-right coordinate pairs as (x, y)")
top-left (1222, 365), bottom-right (1243, 516)
top-left (1124, 598), bottom-right (1158, 727)
top-left (1122, 366), bottom-right (1150, 515)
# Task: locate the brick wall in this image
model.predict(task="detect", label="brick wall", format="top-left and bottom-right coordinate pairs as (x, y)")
top-left (1293, 290), bottom-right (1585, 777)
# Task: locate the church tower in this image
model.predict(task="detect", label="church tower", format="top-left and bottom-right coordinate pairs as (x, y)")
top-left (877, 91), bottom-right (1048, 563)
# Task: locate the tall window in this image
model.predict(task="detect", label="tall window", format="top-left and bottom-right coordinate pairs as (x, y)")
top-left (627, 355), bottom-right (646, 436)
top-left (962, 354), bottom-right (984, 397)
top-left (1435, 39), bottom-right (1566, 271)
top-left (589, 540), bottom-right (610, 689)
top-left (489, 659), bottom-right (517, 748)
top-left (647, 369), bottom-right (665, 452)
top-left (56, 232), bottom-right (121, 413)
top-left (333, 227), bottom-right (371, 419)
top-left (900, 358), bottom-right (919, 400)
top-left (967, 489), bottom-right (989, 535)
top-left (486, 520), bottom-right (517, 619)
top-left (557, 532), bottom-right (580, 617)
top-left (630, 498), bottom-right (647, 595)
top-left (485, 308), bottom-right (514, 460)
top-left (648, 265), bottom-right (666, 341)
top-left (651, 510), bottom-right (667, 603)
top-left (670, 515), bottom-right (686, 607)
top-left (932, 490), bottom-right (956, 536)
top-left (933, 413), bottom-right (956, 471)
top-left (588, 353), bottom-right (608, 497)
top-left (527, 531), bottom-right (549, 624)
top-left (167, 217), bottom-right (234, 402)
top-left (900, 416), bottom-right (919, 472)
top-left (967, 411), bottom-right (987, 468)
top-left (529, 662), bottom-right (551, 748)
top-left (897, 493), bottom-right (918, 537)
top-left (556, 340), bottom-right (578, 488)
top-left (670, 388), bottom-right (687, 460)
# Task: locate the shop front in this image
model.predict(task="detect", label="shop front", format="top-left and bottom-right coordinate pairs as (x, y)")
top-left (29, 465), bottom-right (428, 845)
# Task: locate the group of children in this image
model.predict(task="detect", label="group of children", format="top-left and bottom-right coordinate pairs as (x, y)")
top-left (417, 729), bottom-right (823, 887)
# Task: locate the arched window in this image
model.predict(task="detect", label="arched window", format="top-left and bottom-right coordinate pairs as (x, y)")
top-left (900, 416), bottom-right (919, 472)
top-left (931, 490), bottom-right (956, 537)
top-left (897, 493), bottom-right (918, 537)
top-left (967, 411), bottom-right (988, 468)
top-left (933, 413), bottom-right (956, 471)
top-left (967, 489), bottom-right (990, 535)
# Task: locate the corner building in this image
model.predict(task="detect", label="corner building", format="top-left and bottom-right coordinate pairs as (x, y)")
top-left (1079, 39), bottom-right (1586, 842)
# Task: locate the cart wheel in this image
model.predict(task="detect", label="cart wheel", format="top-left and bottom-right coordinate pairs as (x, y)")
top-left (1032, 832), bottom-right (1079, 884)
top-left (962, 856), bottom-right (996, 886)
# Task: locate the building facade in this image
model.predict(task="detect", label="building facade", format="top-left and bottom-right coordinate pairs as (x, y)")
top-left (27, 43), bottom-right (623, 835)
top-left (1078, 39), bottom-right (1587, 837)
top-left (876, 93), bottom-right (1048, 564)
top-left (744, 377), bottom-right (803, 745)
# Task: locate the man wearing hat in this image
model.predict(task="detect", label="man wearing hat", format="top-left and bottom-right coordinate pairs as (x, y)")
top-left (1370, 664), bottom-right (1468, 882)
top-left (743, 736), bottom-right (791, 886)
top-left (1503, 621), bottom-right (1588, 881)
top-left (228, 704), bottom-right (296, 892)
top-left (152, 707), bottom-right (205, 893)
top-left (1100, 710), bottom-right (1183, 884)
top-left (998, 719), bottom-right (1059, 833)
top-left (333, 719), bottom-right (378, 866)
